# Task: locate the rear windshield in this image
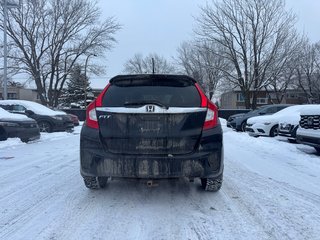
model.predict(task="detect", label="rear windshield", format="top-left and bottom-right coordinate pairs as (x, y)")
top-left (102, 84), bottom-right (201, 107)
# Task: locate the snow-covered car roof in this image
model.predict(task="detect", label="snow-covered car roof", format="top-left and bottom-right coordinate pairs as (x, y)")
top-left (0, 107), bottom-right (33, 121)
top-left (0, 100), bottom-right (66, 116)
top-left (248, 105), bottom-right (320, 124)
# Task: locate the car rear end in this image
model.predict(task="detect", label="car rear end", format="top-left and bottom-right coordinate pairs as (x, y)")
top-left (68, 114), bottom-right (80, 126)
top-left (80, 74), bottom-right (224, 191)
top-left (227, 114), bottom-right (244, 129)
top-left (50, 114), bottom-right (74, 132)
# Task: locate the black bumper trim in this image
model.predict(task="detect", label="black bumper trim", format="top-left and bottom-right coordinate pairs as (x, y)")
top-left (80, 124), bottom-right (224, 179)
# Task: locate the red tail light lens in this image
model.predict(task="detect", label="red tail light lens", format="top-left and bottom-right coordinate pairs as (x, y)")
top-left (95, 83), bottom-right (110, 107)
top-left (86, 101), bottom-right (99, 129)
top-left (203, 101), bottom-right (218, 130)
top-left (85, 83), bottom-right (110, 129)
top-left (195, 83), bottom-right (218, 130)
top-left (195, 83), bottom-right (208, 107)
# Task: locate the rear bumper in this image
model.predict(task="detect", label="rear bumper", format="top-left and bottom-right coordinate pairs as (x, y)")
top-left (80, 124), bottom-right (224, 179)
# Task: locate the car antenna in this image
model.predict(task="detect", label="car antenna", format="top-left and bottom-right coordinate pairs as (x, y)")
top-left (152, 58), bottom-right (155, 74)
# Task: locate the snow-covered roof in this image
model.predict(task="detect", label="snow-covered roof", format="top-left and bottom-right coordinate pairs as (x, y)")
top-left (248, 105), bottom-right (320, 124)
top-left (0, 100), bottom-right (66, 116)
top-left (0, 107), bottom-right (33, 121)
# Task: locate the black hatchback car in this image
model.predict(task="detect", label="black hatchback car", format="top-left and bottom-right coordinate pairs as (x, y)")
top-left (0, 107), bottom-right (40, 142)
top-left (0, 100), bottom-right (74, 133)
top-left (80, 74), bottom-right (224, 191)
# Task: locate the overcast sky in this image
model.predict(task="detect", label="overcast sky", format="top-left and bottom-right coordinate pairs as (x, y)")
top-left (91, 0), bottom-right (320, 88)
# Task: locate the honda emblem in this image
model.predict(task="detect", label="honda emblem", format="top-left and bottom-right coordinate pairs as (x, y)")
top-left (146, 105), bottom-right (155, 113)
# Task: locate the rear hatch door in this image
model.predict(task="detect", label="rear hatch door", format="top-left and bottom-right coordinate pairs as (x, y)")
top-left (96, 75), bottom-right (206, 155)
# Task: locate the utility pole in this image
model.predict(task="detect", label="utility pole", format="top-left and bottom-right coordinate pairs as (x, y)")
top-left (2, 0), bottom-right (20, 100)
top-left (3, 0), bottom-right (8, 99)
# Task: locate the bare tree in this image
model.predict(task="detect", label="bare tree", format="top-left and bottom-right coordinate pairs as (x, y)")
top-left (123, 53), bottom-right (176, 74)
top-left (176, 42), bottom-right (206, 84)
top-left (0, 0), bottom-right (120, 106)
top-left (264, 43), bottom-right (303, 104)
top-left (176, 41), bottom-right (229, 99)
top-left (196, 0), bottom-right (301, 108)
top-left (295, 41), bottom-right (320, 103)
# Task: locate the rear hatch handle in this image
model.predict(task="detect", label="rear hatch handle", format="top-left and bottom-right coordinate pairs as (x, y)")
top-left (124, 101), bottom-right (169, 110)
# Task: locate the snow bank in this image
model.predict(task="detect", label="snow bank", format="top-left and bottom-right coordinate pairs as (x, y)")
top-left (0, 138), bottom-right (26, 150)
top-left (219, 117), bottom-right (227, 126)
top-left (223, 125), bottom-right (320, 195)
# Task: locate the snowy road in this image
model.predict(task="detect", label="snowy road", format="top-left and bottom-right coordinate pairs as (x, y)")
top-left (0, 123), bottom-right (320, 240)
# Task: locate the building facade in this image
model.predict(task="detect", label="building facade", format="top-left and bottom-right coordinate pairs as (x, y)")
top-left (220, 89), bottom-right (308, 109)
top-left (0, 86), bottom-right (41, 103)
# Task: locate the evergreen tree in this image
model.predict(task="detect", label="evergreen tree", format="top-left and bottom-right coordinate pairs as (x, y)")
top-left (59, 65), bottom-right (93, 108)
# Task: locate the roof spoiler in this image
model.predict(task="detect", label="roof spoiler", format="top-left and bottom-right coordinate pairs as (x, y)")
top-left (109, 74), bottom-right (197, 85)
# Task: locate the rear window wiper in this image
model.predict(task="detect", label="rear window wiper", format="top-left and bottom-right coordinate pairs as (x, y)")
top-left (124, 101), bottom-right (169, 110)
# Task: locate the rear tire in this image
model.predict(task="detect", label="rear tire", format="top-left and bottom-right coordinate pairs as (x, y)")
top-left (201, 177), bottom-right (223, 192)
top-left (83, 176), bottom-right (108, 189)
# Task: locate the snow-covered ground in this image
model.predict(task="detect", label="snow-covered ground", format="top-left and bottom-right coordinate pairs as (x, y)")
top-left (0, 120), bottom-right (320, 240)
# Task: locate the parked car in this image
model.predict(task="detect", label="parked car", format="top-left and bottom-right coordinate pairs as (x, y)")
top-left (278, 105), bottom-right (320, 142)
top-left (232, 104), bottom-right (291, 132)
top-left (68, 113), bottom-right (80, 126)
top-left (0, 100), bottom-right (74, 133)
top-left (0, 107), bottom-right (40, 142)
top-left (54, 110), bottom-right (80, 126)
top-left (80, 74), bottom-right (224, 191)
top-left (227, 113), bottom-right (245, 128)
top-left (296, 107), bottom-right (320, 153)
top-left (246, 105), bottom-right (314, 138)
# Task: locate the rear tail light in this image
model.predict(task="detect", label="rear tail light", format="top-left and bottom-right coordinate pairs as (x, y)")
top-left (86, 101), bottom-right (99, 129)
top-left (195, 83), bottom-right (218, 130)
top-left (203, 101), bottom-right (218, 130)
top-left (85, 83), bottom-right (110, 129)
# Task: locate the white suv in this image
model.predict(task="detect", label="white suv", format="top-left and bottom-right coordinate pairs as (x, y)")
top-left (296, 107), bottom-right (320, 154)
